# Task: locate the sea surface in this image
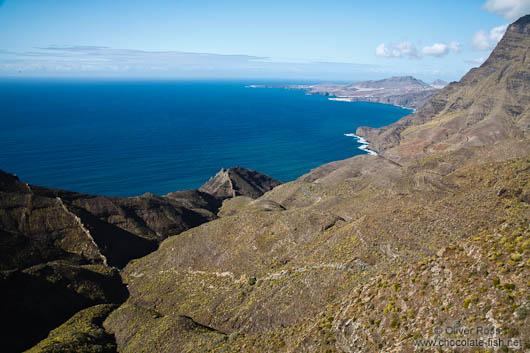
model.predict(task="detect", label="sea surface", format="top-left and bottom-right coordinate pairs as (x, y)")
top-left (0, 80), bottom-right (411, 196)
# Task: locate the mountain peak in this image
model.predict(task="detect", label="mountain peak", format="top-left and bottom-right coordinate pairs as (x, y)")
top-left (353, 75), bottom-right (431, 90)
top-left (508, 13), bottom-right (530, 34)
top-left (390, 75), bottom-right (415, 80)
top-left (431, 79), bottom-right (448, 88)
top-left (199, 166), bottom-right (281, 200)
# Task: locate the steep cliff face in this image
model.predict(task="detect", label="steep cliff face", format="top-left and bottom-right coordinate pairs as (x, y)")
top-left (357, 14), bottom-right (530, 162)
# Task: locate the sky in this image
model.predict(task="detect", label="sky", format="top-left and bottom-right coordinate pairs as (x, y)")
top-left (0, 0), bottom-right (529, 82)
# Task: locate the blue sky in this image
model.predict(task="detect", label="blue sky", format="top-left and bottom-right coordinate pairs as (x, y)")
top-left (0, 0), bottom-right (529, 81)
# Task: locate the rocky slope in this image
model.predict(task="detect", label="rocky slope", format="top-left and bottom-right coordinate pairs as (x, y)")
top-left (1, 166), bottom-right (278, 270)
top-left (104, 141), bottom-right (530, 353)
top-left (3, 263), bottom-right (126, 353)
top-left (0, 170), bottom-right (212, 270)
top-left (0, 167), bottom-right (279, 352)
top-left (25, 304), bottom-right (120, 353)
top-left (357, 15), bottom-right (530, 163)
top-left (0, 171), bottom-right (204, 352)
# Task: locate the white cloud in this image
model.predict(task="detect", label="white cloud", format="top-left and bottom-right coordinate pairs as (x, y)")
top-left (448, 41), bottom-right (461, 52)
top-left (472, 24), bottom-right (508, 50)
top-left (483, 0), bottom-right (530, 20)
top-left (396, 42), bottom-right (419, 58)
top-left (422, 42), bottom-right (461, 57)
top-left (375, 42), bottom-right (419, 59)
top-left (472, 30), bottom-right (492, 50)
top-left (490, 24), bottom-right (509, 41)
top-left (375, 44), bottom-right (393, 57)
top-left (422, 43), bottom-right (449, 57)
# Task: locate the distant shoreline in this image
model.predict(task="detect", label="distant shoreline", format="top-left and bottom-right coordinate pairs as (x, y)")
top-left (246, 84), bottom-right (419, 113)
top-left (328, 96), bottom-right (416, 113)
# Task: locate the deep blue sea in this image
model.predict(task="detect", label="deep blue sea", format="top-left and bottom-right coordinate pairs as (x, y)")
top-left (0, 80), bottom-right (411, 196)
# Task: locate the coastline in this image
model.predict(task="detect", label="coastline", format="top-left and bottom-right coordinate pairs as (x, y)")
top-left (344, 133), bottom-right (378, 156)
top-left (247, 83), bottom-right (419, 112)
top-left (328, 96), bottom-right (417, 113)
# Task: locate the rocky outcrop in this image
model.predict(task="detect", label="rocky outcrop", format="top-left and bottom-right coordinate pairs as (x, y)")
top-left (357, 14), bottom-right (530, 162)
top-left (199, 166), bottom-right (281, 200)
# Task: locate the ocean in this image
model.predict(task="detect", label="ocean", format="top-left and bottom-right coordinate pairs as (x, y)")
top-left (0, 79), bottom-right (411, 196)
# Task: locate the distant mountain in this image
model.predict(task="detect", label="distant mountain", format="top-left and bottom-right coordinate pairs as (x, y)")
top-left (286, 75), bottom-right (439, 110)
top-left (349, 75), bottom-right (431, 90)
top-left (357, 14), bottom-right (530, 162)
top-left (430, 79), bottom-right (448, 88)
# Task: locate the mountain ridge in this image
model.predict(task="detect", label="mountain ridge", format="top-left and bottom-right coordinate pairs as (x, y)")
top-left (0, 166), bottom-right (278, 352)
top-left (356, 14), bottom-right (530, 163)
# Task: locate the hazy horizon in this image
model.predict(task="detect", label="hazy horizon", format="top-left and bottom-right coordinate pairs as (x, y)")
top-left (1, 0), bottom-right (529, 82)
